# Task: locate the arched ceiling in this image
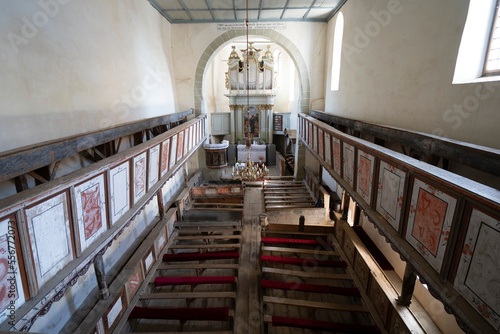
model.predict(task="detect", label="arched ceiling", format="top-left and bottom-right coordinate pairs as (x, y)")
top-left (148, 0), bottom-right (347, 23)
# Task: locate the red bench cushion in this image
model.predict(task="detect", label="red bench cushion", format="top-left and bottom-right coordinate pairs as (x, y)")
top-left (129, 306), bottom-right (230, 321)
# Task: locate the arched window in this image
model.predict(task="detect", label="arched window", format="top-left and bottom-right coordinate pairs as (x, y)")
top-left (331, 12), bottom-right (344, 91)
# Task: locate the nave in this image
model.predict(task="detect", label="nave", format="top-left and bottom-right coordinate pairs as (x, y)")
top-left (115, 180), bottom-right (384, 334)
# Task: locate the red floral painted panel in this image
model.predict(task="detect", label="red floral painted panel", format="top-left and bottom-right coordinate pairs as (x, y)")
top-left (411, 189), bottom-right (447, 256)
top-left (82, 185), bottom-right (102, 240)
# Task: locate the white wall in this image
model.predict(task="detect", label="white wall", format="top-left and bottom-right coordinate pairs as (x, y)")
top-left (171, 22), bottom-right (327, 115)
top-left (0, 0), bottom-right (178, 153)
top-left (324, 0), bottom-right (500, 149)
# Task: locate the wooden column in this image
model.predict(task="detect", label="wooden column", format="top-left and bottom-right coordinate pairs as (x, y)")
top-left (397, 264), bottom-right (417, 306)
top-left (341, 191), bottom-right (350, 221)
top-left (298, 215), bottom-right (305, 232)
top-left (93, 255), bottom-right (109, 300)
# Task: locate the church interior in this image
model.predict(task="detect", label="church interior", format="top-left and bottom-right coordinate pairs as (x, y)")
top-left (0, 0), bottom-right (499, 333)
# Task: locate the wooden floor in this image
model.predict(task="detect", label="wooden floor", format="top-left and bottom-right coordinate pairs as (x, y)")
top-left (119, 181), bottom-right (383, 334)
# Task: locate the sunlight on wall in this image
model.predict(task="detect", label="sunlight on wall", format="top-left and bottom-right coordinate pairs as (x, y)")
top-left (331, 12), bottom-right (344, 91)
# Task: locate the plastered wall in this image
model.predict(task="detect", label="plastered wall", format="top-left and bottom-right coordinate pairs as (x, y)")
top-left (170, 22), bottom-right (327, 116)
top-left (324, 0), bottom-right (500, 149)
top-left (0, 0), bottom-right (178, 153)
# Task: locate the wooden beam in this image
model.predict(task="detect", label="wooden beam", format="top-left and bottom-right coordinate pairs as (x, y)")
top-left (263, 296), bottom-right (367, 312)
top-left (49, 161), bottom-right (61, 180)
top-left (310, 110), bottom-right (500, 176)
top-left (14, 175), bottom-right (29, 193)
top-left (0, 109), bottom-right (193, 183)
top-left (28, 171), bottom-right (47, 184)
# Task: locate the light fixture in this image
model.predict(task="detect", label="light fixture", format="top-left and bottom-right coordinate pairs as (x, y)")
top-left (232, 0), bottom-right (269, 181)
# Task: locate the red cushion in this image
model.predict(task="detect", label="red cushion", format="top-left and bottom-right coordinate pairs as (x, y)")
top-left (272, 316), bottom-right (379, 333)
top-left (260, 255), bottom-right (346, 268)
top-left (261, 280), bottom-right (360, 296)
top-left (163, 251), bottom-right (239, 262)
top-left (129, 306), bottom-right (229, 321)
top-left (154, 276), bottom-right (235, 286)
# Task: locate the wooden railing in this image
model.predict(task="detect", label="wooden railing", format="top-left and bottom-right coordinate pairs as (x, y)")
top-left (299, 114), bottom-right (500, 334)
top-left (0, 115), bottom-right (206, 331)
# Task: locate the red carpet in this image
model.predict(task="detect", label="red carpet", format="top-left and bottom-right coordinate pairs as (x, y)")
top-left (261, 280), bottom-right (360, 296)
top-left (260, 255), bottom-right (346, 268)
top-left (271, 316), bottom-right (379, 333)
top-left (154, 276), bottom-right (235, 286)
top-left (129, 306), bottom-right (230, 321)
top-left (163, 251), bottom-right (239, 262)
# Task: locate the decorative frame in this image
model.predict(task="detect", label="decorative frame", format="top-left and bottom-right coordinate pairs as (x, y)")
top-left (142, 246), bottom-right (155, 275)
top-left (148, 144), bottom-right (160, 189)
top-left (332, 136), bottom-right (341, 175)
top-left (324, 132), bottom-right (332, 166)
top-left (454, 208), bottom-right (500, 330)
top-left (185, 127), bottom-right (190, 153)
top-left (72, 173), bottom-right (108, 253)
top-left (313, 125), bottom-right (318, 153)
top-left (125, 263), bottom-right (144, 303)
top-left (405, 178), bottom-right (457, 272)
top-left (154, 226), bottom-right (168, 256)
top-left (356, 150), bottom-right (375, 205)
top-left (93, 318), bottom-right (105, 334)
top-left (177, 130), bottom-right (184, 162)
top-left (244, 105), bottom-right (260, 138)
top-left (23, 192), bottom-right (74, 289)
top-left (343, 143), bottom-right (355, 187)
top-left (376, 161), bottom-right (406, 231)
top-left (109, 162), bottom-right (130, 225)
top-left (102, 287), bottom-right (127, 334)
top-left (169, 134), bottom-right (178, 169)
top-left (318, 128), bottom-right (324, 160)
top-left (189, 125), bottom-right (194, 151)
top-left (160, 138), bottom-right (170, 177)
top-left (0, 215), bottom-right (28, 322)
top-left (132, 152), bottom-right (147, 204)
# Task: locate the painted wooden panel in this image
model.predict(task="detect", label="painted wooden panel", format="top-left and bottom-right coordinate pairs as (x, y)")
top-left (93, 318), bottom-right (104, 334)
top-left (343, 143), bottom-right (355, 187)
top-left (313, 125), bottom-right (318, 153)
top-left (318, 128), bottom-right (324, 160)
top-left (160, 139), bottom-right (170, 177)
top-left (102, 288), bottom-right (127, 334)
top-left (169, 134), bottom-right (178, 169)
top-left (308, 122), bottom-right (313, 147)
top-left (454, 209), bottom-right (500, 330)
top-left (24, 192), bottom-right (74, 288)
top-left (332, 137), bottom-right (341, 175)
top-left (73, 174), bottom-right (108, 252)
top-left (177, 130), bottom-right (184, 161)
top-left (125, 263), bottom-right (143, 303)
top-left (405, 178), bottom-right (457, 272)
top-left (154, 226), bottom-right (168, 256)
top-left (132, 152), bottom-right (147, 204)
top-left (369, 277), bottom-right (390, 326)
top-left (354, 250), bottom-right (370, 288)
top-left (389, 310), bottom-right (412, 334)
top-left (184, 128), bottom-right (189, 156)
top-left (0, 215), bottom-right (27, 323)
top-left (110, 163), bottom-right (130, 225)
top-left (189, 125), bottom-right (194, 150)
top-left (148, 144), bottom-right (160, 190)
top-left (142, 246), bottom-right (155, 275)
top-left (324, 133), bottom-right (332, 167)
top-left (376, 161), bottom-right (406, 231)
top-left (356, 150), bottom-right (375, 205)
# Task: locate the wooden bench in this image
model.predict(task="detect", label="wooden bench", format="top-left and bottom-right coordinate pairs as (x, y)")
top-left (174, 220), bottom-right (242, 228)
top-left (163, 251), bottom-right (240, 262)
top-left (175, 235), bottom-right (242, 241)
top-left (169, 243), bottom-right (241, 250)
top-left (261, 246), bottom-right (338, 256)
top-left (263, 296), bottom-right (368, 312)
top-left (263, 315), bottom-right (379, 333)
top-left (129, 306), bottom-right (234, 321)
top-left (140, 291), bottom-right (237, 300)
top-left (153, 276), bottom-right (235, 287)
top-left (177, 228), bottom-right (242, 235)
top-left (260, 255), bottom-right (346, 267)
top-left (261, 267), bottom-right (352, 280)
top-left (261, 279), bottom-right (360, 296)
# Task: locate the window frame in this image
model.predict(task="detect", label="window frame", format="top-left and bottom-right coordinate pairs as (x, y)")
top-left (483, 0), bottom-right (500, 76)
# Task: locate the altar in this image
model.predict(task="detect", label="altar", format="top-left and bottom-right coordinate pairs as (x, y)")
top-left (237, 144), bottom-right (266, 163)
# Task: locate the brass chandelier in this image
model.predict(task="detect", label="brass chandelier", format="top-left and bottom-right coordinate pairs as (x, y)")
top-left (232, 0), bottom-right (269, 181)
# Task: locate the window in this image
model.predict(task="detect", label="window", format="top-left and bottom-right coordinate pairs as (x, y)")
top-left (484, 1), bottom-right (500, 75)
top-left (453, 0), bottom-right (499, 83)
top-left (331, 12), bottom-right (344, 91)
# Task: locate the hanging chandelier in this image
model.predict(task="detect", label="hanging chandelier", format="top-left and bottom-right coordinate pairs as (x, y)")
top-left (232, 0), bottom-right (269, 181)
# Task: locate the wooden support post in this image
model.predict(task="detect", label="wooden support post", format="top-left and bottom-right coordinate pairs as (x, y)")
top-left (397, 264), bottom-right (417, 306)
top-left (353, 205), bottom-right (361, 226)
top-left (14, 175), bottom-right (29, 193)
top-left (341, 192), bottom-right (350, 221)
top-left (259, 213), bottom-right (268, 231)
top-left (94, 255), bottom-right (110, 300)
top-left (157, 189), bottom-right (165, 220)
top-left (298, 215), bottom-right (305, 232)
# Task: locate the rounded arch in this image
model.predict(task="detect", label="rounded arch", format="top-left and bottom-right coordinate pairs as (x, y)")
top-left (193, 29), bottom-right (311, 116)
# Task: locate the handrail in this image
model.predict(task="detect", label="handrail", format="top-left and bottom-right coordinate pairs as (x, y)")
top-left (0, 109), bottom-right (194, 183)
top-left (0, 115), bottom-right (206, 332)
top-left (299, 114), bottom-right (500, 334)
top-left (310, 110), bottom-right (500, 176)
